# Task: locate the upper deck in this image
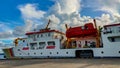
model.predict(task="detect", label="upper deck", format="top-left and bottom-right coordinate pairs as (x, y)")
top-left (25, 29), bottom-right (66, 42)
top-left (103, 23), bottom-right (120, 35)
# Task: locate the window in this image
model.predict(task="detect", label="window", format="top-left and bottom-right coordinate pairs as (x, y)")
top-left (39, 42), bottom-right (46, 49)
top-left (37, 34), bottom-right (39, 38)
top-left (119, 27), bottom-right (120, 32)
top-left (47, 41), bottom-right (55, 46)
top-left (48, 33), bottom-right (51, 36)
top-left (27, 44), bottom-right (28, 46)
top-left (41, 34), bottom-right (43, 37)
top-left (111, 38), bottom-right (115, 42)
top-left (72, 41), bottom-right (77, 48)
top-left (108, 36), bottom-right (120, 42)
top-left (30, 43), bottom-right (37, 50)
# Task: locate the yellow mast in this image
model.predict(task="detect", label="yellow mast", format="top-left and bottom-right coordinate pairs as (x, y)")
top-left (65, 24), bottom-right (70, 48)
top-left (93, 19), bottom-right (100, 48)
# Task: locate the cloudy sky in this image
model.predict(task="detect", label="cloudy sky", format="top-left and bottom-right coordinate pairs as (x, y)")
top-left (0, 0), bottom-right (120, 44)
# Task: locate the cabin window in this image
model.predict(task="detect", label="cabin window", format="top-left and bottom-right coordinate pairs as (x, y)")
top-left (103, 27), bottom-right (112, 34)
top-left (41, 34), bottom-right (43, 37)
top-left (27, 43), bottom-right (28, 46)
top-left (108, 36), bottom-right (120, 42)
top-left (47, 41), bottom-right (55, 46)
top-left (37, 34), bottom-right (39, 38)
top-left (119, 27), bottom-right (120, 32)
top-left (39, 42), bottom-right (46, 49)
top-left (48, 33), bottom-right (51, 37)
top-left (30, 43), bottom-right (37, 50)
top-left (71, 41), bottom-right (77, 48)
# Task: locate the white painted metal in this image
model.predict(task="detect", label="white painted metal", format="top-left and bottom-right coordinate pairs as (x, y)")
top-left (11, 24), bottom-right (120, 58)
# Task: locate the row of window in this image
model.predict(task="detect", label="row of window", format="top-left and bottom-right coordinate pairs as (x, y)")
top-left (28, 33), bottom-right (51, 38)
top-left (103, 27), bottom-right (120, 34)
top-left (30, 41), bottom-right (55, 50)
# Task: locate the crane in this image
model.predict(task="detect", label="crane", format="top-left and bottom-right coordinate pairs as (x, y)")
top-left (14, 38), bottom-right (25, 46)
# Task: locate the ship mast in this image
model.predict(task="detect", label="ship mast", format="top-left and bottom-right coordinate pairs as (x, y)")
top-left (93, 19), bottom-right (100, 48)
top-left (45, 19), bottom-right (51, 30)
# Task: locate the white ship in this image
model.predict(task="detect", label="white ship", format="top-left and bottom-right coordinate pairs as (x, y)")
top-left (3, 19), bottom-right (120, 59)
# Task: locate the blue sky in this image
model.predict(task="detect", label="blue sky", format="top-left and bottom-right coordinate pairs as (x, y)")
top-left (0, 0), bottom-right (54, 28)
top-left (0, 0), bottom-right (120, 44)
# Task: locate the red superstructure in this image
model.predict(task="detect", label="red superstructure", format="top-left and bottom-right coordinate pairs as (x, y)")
top-left (66, 23), bottom-right (97, 38)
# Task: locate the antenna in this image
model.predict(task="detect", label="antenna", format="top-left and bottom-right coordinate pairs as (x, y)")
top-left (45, 19), bottom-right (51, 29)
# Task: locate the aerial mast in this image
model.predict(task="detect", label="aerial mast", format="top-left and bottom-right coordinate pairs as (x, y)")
top-left (93, 19), bottom-right (100, 48)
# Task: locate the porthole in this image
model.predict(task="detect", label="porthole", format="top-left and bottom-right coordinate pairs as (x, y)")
top-left (66, 52), bottom-right (68, 54)
top-left (101, 51), bottom-right (104, 54)
top-left (34, 53), bottom-right (36, 55)
top-left (41, 52), bottom-right (43, 55)
top-left (50, 52), bottom-right (52, 54)
top-left (19, 53), bottom-right (21, 55)
top-left (57, 52), bottom-right (59, 54)
top-left (23, 40), bottom-right (25, 42)
top-left (119, 51), bottom-right (120, 53)
top-left (18, 49), bottom-right (20, 51)
top-left (4, 56), bottom-right (6, 58)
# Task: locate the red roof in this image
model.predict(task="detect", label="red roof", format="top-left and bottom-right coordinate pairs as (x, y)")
top-left (66, 23), bottom-right (97, 38)
top-left (104, 23), bottom-right (120, 27)
top-left (26, 29), bottom-right (65, 35)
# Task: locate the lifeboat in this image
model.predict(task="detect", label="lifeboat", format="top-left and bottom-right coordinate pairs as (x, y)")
top-left (66, 23), bottom-right (97, 38)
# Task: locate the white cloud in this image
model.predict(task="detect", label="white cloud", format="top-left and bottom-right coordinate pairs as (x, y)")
top-left (98, 0), bottom-right (120, 17)
top-left (95, 14), bottom-right (112, 26)
top-left (51, 0), bottom-right (81, 15)
top-left (0, 22), bottom-right (12, 32)
top-left (18, 4), bottom-right (46, 19)
top-left (0, 31), bottom-right (13, 38)
top-left (82, 0), bottom-right (120, 23)
top-left (12, 4), bottom-right (47, 36)
top-left (1, 0), bottom-right (120, 40)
